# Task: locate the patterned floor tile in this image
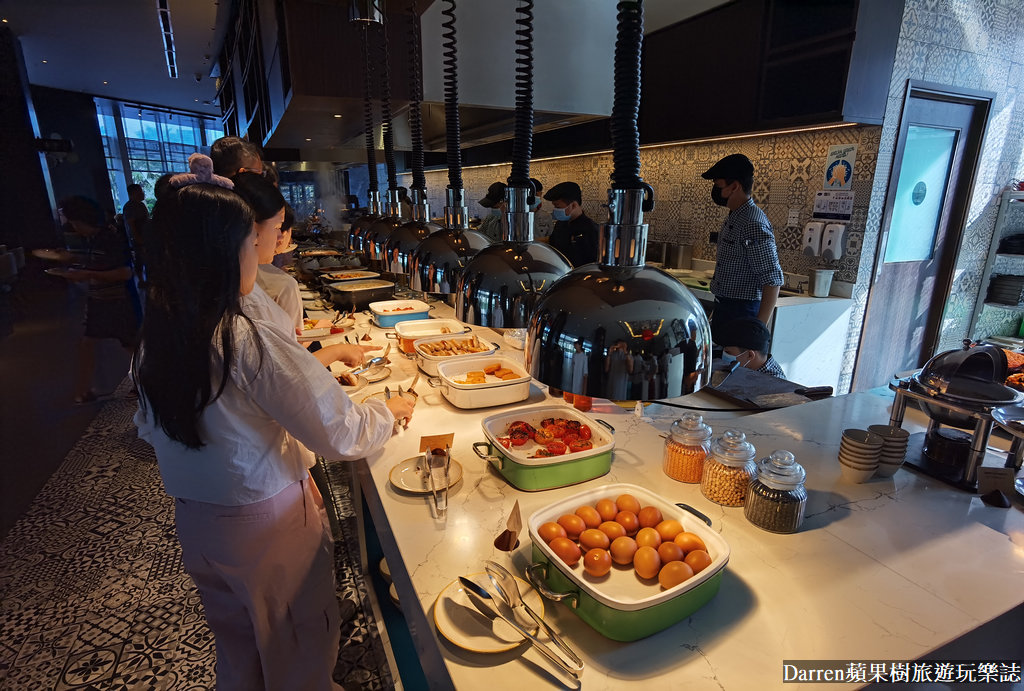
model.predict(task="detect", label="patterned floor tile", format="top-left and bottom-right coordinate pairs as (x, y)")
top-left (0, 391), bottom-right (395, 691)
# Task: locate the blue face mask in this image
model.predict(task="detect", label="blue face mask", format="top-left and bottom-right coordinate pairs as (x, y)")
top-left (552, 207), bottom-right (571, 222)
top-left (721, 351), bottom-right (738, 364)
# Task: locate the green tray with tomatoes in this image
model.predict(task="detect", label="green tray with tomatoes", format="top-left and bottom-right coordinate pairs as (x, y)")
top-left (472, 406), bottom-right (615, 491)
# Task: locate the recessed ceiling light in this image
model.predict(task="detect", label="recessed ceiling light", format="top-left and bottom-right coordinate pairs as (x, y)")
top-left (194, 98), bottom-right (199, 102)
top-left (333, 114), bottom-right (342, 118)
top-left (2, 19), bottom-right (8, 23)
top-left (305, 138), bottom-right (312, 142)
top-left (41, 60), bottom-right (47, 64)
top-left (103, 81), bottom-right (108, 85)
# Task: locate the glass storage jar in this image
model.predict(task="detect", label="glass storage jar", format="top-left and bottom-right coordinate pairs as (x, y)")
top-left (744, 450), bottom-right (807, 533)
top-left (700, 428), bottom-right (756, 506)
top-left (663, 413), bottom-right (712, 483)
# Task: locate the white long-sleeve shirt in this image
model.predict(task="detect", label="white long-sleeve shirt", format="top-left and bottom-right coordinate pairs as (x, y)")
top-left (134, 287), bottom-right (395, 506)
top-left (256, 263), bottom-right (303, 332)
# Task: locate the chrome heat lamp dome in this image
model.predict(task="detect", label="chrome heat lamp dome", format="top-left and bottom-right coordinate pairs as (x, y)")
top-left (409, 222), bottom-right (490, 294)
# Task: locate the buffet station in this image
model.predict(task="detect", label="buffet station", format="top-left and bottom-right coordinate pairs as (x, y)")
top-left (289, 245), bottom-right (1023, 689)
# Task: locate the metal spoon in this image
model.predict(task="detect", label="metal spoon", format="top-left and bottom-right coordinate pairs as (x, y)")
top-left (484, 560), bottom-right (584, 674)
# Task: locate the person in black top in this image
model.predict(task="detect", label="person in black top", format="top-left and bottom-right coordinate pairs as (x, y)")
top-left (56, 196), bottom-right (140, 403)
top-left (712, 317), bottom-right (786, 379)
top-left (543, 181), bottom-right (599, 267)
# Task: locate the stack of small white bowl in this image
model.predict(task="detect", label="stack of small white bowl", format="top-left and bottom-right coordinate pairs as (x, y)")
top-left (867, 424), bottom-right (910, 477)
top-left (837, 428), bottom-right (883, 483)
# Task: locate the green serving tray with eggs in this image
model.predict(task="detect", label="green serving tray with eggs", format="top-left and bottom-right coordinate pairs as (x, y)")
top-left (525, 483), bottom-right (729, 641)
top-left (472, 406), bottom-right (615, 491)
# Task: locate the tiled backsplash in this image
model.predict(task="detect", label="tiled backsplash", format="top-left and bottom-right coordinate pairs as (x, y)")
top-left (403, 124), bottom-right (882, 286)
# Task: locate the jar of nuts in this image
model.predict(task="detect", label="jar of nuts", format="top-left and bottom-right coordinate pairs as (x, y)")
top-left (744, 450), bottom-right (807, 533)
top-left (664, 413), bottom-right (712, 483)
top-left (700, 429), bottom-right (756, 506)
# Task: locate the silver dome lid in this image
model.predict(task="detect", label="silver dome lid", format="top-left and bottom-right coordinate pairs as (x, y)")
top-left (526, 264), bottom-right (712, 399)
top-left (409, 227), bottom-right (490, 294)
top-left (456, 240), bottom-right (570, 328)
top-left (384, 219), bottom-right (440, 276)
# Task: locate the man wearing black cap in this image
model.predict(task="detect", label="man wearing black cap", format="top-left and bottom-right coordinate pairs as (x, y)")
top-left (702, 153), bottom-right (784, 332)
top-left (543, 181), bottom-right (599, 266)
top-left (477, 181), bottom-right (507, 242)
top-left (713, 317), bottom-right (786, 378)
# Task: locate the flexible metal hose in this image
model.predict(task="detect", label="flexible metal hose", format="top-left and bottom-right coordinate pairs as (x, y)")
top-left (408, 0), bottom-right (426, 192)
top-left (378, 18), bottom-right (398, 189)
top-left (610, 0), bottom-right (644, 190)
top-left (441, 0), bottom-right (463, 192)
top-left (508, 0), bottom-right (534, 190)
top-left (362, 23), bottom-right (379, 193)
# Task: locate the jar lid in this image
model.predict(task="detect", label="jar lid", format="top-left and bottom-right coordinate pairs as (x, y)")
top-left (756, 450), bottom-right (806, 490)
top-left (709, 428), bottom-right (756, 466)
top-left (669, 413), bottom-right (712, 445)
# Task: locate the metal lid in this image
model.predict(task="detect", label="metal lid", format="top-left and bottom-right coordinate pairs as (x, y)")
top-left (709, 428), bottom-right (756, 467)
top-left (755, 450), bottom-right (805, 491)
top-left (669, 413), bottom-right (712, 445)
top-left (916, 341), bottom-right (1007, 395)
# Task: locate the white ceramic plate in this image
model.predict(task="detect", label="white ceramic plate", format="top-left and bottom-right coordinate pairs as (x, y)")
top-left (363, 365), bottom-right (391, 383)
top-left (433, 573), bottom-right (543, 653)
top-left (388, 454), bottom-right (463, 494)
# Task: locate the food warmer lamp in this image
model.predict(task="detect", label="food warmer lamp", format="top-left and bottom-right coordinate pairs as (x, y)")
top-left (526, 0), bottom-right (712, 399)
top-left (888, 340), bottom-right (1024, 490)
top-left (408, 0), bottom-right (490, 295)
top-left (455, 0), bottom-right (571, 328)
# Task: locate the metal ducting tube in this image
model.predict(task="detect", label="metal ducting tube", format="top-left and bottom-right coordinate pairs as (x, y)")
top-left (456, 0), bottom-right (570, 328)
top-left (410, 0), bottom-right (490, 295)
top-left (526, 0), bottom-right (713, 400)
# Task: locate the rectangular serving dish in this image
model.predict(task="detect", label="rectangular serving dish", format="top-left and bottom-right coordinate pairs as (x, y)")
top-left (325, 279), bottom-right (394, 311)
top-left (368, 299), bottom-right (431, 328)
top-left (527, 483), bottom-right (729, 641)
top-left (412, 333), bottom-right (498, 376)
top-left (432, 356), bottom-right (532, 409)
top-left (388, 318), bottom-right (469, 353)
top-left (472, 405), bottom-right (614, 491)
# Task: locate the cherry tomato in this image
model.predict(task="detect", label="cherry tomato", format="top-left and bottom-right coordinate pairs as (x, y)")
top-left (540, 417), bottom-right (557, 428)
top-left (569, 439), bottom-right (594, 453)
top-left (509, 430), bottom-right (530, 446)
top-left (578, 425), bottom-right (592, 440)
top-left (550, 425), bottom-right (566, 438)
top-left (497, 436), bottom-right (512, 449)
top-left (529, 449), bottom-right (556, 458)
top-left (508, 421), bottom-right (536, 439)
top-left (564, 420), bottom-right (582, 432)
top-left (561, 431), bottom-right (580, 445)
top-left (546, 441), bottom-right (568, 455)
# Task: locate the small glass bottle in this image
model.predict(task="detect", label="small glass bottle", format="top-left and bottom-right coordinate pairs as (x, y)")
top-left (563, 390), bottom-right (575, 404)
top-left (663, 413), bottom-right (712, 483)
top-left (700, 429), bottom-right (757, 506)
top-left (573, 395), bottom-right (593, 412)
top-left (744, 450), bottom-right (807, 534)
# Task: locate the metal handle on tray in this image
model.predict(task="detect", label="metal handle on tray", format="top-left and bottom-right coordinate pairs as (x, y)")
top-left (385, 332), bottom-right (398, 341)
top-left (427, 376), bottom-right (442, 388)
top-left (525, 563), bottom-right (579, 609)
top-left (675, 502), bottom-right (712, 527)
top-left (595, 419), bottom-right (615, 433)
top-left (472, 441), bottom-right (502, 468)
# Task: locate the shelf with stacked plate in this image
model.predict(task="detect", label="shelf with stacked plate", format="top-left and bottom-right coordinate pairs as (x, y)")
top-left (969, 190), bottom-right (1024, 338)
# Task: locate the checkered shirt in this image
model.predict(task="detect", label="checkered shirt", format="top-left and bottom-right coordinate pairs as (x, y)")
top-left (757, 354), bottom-right (786, 379)
top-left (709, 198), bottom-right (784, 301)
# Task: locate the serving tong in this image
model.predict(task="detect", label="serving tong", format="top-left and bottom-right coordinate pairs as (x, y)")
top-left (458, 575), bottom-right (582, 680)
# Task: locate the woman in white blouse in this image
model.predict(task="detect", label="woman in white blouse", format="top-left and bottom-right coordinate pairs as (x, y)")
top-left (133, 180), bottom-right (414, 691)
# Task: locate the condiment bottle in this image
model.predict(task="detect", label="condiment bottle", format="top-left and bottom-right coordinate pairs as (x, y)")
top-left (744, 450), bottom-right (807, 533)
top-left (573, 395), bottom-right (593, 412)
top-left (663, 413), bottom-right (712, 483)
top-left (700, 428), bottom-right (756, 506)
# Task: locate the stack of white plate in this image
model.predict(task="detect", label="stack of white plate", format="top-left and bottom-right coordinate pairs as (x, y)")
top-left (867, 424), bottom-right (910, 477)
top-left (837, 428), bottom-right (883, 483)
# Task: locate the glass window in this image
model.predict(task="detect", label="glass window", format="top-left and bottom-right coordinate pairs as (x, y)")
top-left (884, 126), bottom-right (958, 263)
top-left (95, 98), bottom-right (223, 208)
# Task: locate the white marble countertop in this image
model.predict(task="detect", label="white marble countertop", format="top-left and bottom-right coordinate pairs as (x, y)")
top-left (340, 308), bottom-right (1024, 690)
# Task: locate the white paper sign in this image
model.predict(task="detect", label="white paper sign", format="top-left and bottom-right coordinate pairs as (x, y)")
top-left (813, 190), bottom-right (855, 221)
top-left (824, 144), bottom-right (857, 190)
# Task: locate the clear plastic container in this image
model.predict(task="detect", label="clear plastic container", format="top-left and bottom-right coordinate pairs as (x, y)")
top-left (744, 450), bottom-right (807, 533)
top-left (663, 413), bottom-right (712, 483)
top-left (700, 428), bottom-right (757, 506)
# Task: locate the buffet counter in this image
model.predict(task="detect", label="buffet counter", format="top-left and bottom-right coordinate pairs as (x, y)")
top-left (338, 307), bottom-right (1023, 690)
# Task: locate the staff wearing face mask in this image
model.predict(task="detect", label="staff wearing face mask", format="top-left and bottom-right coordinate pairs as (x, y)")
top-left (477, 181), bottom-right (507, 243)
top-left (702, 154), bottom-right (784, 332)
top-left (543, 181), bottom-right (599, 267)
top-left (713, 316), bottom-right (786, 378)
